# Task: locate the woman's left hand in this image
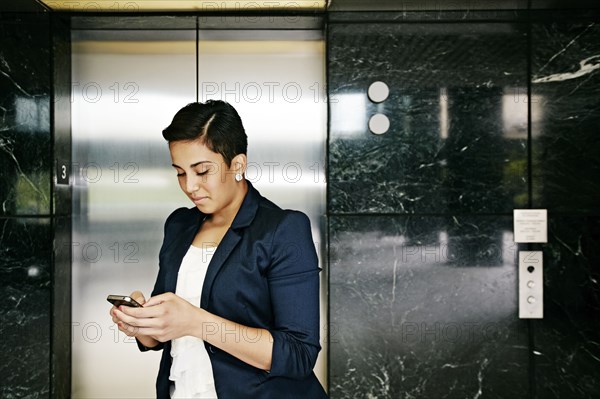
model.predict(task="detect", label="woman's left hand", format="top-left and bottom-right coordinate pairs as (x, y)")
top-left (116, 292), bottom-right (274, 371)
top-left (114, 292), bottom-right (202, 343)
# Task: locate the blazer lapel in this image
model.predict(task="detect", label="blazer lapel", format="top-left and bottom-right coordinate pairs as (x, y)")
top-left (200, 181), bottom-right (261, 309)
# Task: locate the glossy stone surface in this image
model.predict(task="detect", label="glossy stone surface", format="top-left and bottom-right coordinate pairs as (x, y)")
top-left (530, 18), bottom-right (600, 398)
top-left (328, 22), bottom-right (529, 214)
top-left (533, 216), bottom-right (600, 398)
top-left (327, 11), bottom-right (599, 399)
top-left (0, 13), bottom-right (51, 216)
top-left (1, 11), bottom-right (72, 398)
top-left (531, 21), bottom-right (600, 213)
top-left (329, 215), bottom-right (528, 398)
top-left (0, 217), bottom-right (51, 398)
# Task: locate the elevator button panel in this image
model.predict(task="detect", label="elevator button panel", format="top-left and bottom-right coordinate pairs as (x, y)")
top-left (519, 251), bottom-right (543, 319)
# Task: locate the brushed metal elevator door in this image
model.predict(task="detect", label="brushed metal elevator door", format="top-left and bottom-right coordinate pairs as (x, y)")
top-left (196, 31), bottom-right (327, 386)
top-left (72, 29), bottom-right (326, 398)
top-left (71, 30), bottom-right (196, 398)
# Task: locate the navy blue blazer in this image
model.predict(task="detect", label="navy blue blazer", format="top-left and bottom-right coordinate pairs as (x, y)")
top-left (139, 181), bottom-right (328, 399)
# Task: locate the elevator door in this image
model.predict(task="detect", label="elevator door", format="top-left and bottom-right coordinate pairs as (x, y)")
top-left (72, 29), bottom-right (326, 397)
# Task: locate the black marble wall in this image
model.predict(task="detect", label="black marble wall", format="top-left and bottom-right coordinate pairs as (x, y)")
top-left (0, 9), bottom-right (71, 398)
top-left (531, 17), bottom-right (600, 398)
top-left (328, 11), bottom-right (599, 399)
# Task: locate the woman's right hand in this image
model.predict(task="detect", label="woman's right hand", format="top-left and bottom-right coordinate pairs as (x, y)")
top-left (109, 291), bottom-right (158, 348)
top-left (109, 290), bottom-right (146, 327)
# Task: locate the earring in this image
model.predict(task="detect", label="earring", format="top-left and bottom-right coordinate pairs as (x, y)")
top-left (235, 173), bottom-right (243, 182)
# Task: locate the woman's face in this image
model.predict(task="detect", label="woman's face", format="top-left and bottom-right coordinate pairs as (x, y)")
top-left (169, 139), bottom-right (245, 216)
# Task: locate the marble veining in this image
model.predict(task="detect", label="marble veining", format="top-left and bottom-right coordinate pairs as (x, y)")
top-left (533, 54), bottom-right (600, 83)
top-left (0, 11), bottom-right (55, 399)
top-left (328, 22), bottom-right (528, 215)
top-left (328, 11), bottom-right (528, 22)
top-left (0, 136), bottom-right (49, 211)
top-left (329, 215), bottom-right (528, 398)
top-left (533, 216), bottom-right (600, 398)
top-left (531, 20), bottom-right (600, 212)
top-left (329, 14), bottom-right (599, 399)
top-left (0, 68), bottom-right (33, 97)
top-left (536, 22), bottom-right (595, 73)
top-left (524, 16), bottom-right (598, 398)
top-left (0, 218), bottom-right (51, 398)
top-left (0, 14), bottom-right (51, 216)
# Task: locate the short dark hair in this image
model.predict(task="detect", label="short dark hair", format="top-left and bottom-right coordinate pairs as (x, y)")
top-left (162, 100), bottom-right (247, 166)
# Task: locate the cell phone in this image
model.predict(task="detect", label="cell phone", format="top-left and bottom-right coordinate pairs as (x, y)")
top-left (107, 294), bottom-right (142, 308)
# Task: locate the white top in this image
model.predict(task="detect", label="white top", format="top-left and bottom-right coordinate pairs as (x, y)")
top-left (169, 245), bottom-right (218, 399)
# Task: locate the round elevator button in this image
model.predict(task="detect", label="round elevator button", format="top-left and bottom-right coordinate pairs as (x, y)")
top-left (527, 280), bottom-right (535, 288)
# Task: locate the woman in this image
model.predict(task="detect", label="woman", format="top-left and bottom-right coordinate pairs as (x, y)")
top-left (110, 100), bottom-right (327, 398)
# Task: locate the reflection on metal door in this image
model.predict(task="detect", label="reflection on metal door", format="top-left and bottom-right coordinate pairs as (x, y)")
top-left (72, 28), bottom-right (326, 397)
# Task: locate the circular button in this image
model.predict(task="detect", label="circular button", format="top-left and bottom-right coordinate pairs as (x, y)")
top-left (369, 113), bottom-right (390, 135)
top-left (368, 81), bottom-right (390, 103)
top-left (527, 280), bottom-right (535, 288)
top-left (527, 296), bottom-right (536, 304)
